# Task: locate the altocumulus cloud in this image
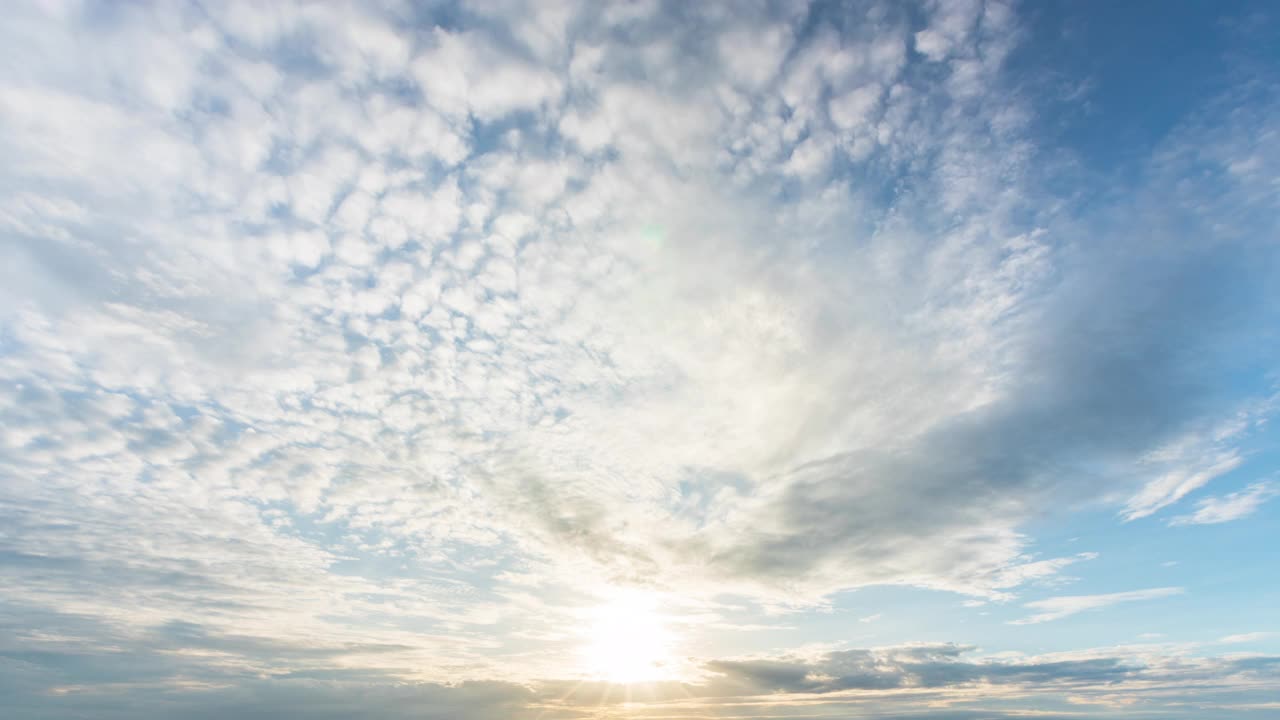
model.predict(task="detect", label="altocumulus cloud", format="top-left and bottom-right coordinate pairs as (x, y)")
top-left (1, 1), bottom-right (1279, 719)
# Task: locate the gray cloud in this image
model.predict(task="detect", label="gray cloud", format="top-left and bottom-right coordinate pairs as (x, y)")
top-left (699, 644), bottom-right (1136, 695)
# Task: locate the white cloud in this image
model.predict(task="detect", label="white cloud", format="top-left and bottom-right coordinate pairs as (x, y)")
top-left (1011, 588), bottom-right (1186, 625)
top-left (1170, 482), bottom-right (1279, 526)
top-left (0, 1), bottom-right (1278, 716)
top-left (412, 27), bottom-right (563, 122)
top-left (1219, 632), bottom-right (1274, 644)
top-left (1124, 450), bottom-right (1245, 521)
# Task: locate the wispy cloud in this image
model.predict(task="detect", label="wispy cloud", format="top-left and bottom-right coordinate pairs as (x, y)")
top-left (1011, 588), bottom-right (1186, 625)
top-left (1170, 482), bottom-right (1279, 525)
top-left (1219, 632), bottom-right (1274, 644)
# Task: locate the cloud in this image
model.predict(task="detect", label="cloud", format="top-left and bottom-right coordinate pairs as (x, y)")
top-left (538, 642), bottom-right (1280, 716)
top-left (4, 623), bottom-right (1279, 720)
top-left (1170, 482), bottom-right (1279, 525)
top-left (1, 0), bottom-right (1273, 628)
top-left (1219, 632), bottom-right (1274, 644)
top-left (0, 1), bottom-right (1277, 718)
top-left (1124, 451), bottom-right (1246, 521)
top-left (701, 640), bottom-right (1131, 691)
top-left (1011, 588), bottom-right (1186, 625)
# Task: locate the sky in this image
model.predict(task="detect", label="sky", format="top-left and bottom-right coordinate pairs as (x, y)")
top-left (1, 0), bottom-right (1279, 718)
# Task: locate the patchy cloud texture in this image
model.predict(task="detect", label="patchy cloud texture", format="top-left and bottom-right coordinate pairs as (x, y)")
top-left (1, 0), bottom-right (1279, 718)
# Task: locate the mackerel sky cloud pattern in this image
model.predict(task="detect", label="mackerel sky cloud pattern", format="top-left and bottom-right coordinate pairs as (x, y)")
top-left (1, 1), bottom-right (1279, 718)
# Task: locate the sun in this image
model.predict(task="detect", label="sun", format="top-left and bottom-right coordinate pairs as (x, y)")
top-left (578, 590), bottom-right (677, 684)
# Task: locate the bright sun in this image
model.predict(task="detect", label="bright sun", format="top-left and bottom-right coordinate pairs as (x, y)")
top-left (578, 591), bottom-right (677, 684)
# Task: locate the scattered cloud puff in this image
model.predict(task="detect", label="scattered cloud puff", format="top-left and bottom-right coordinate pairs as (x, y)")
top-left (0, 0), bottom-right (1278, 718)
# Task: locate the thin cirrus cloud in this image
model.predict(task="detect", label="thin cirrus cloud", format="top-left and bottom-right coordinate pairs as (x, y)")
top-left (0, 1), bottom-right (1279, 719)
top-left (1009, 587), bottom-right (1187, 625)
top-left (1170, 481), bottom-right (1279, 526)
top-left (1219, 632), bottom-right (1275, 644)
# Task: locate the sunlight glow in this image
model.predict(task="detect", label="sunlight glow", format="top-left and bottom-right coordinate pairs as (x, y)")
top-left (578, 591), bottom-right (677, 684)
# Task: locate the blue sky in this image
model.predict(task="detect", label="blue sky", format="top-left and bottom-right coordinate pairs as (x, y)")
top-left (1, 1), bottom-right (1279, 718)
